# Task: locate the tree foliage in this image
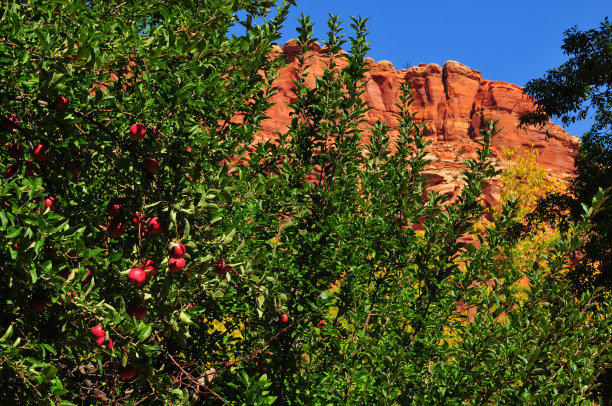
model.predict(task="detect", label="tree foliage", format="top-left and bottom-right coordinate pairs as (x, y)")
top-left (521, 17), bottom-right (612, 293)
top-left (1, 2), bottom-right (612, 405)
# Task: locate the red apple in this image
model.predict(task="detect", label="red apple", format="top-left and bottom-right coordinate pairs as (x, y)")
top-left (129, 123), bottom-right (146, 141)
top-left (131, 212), bottom-right (145, 227)
top-left (118, 364), bottom-right (136, 380)
top-left (96, 336), bottom-right (105, 346)
top-left (281, 314), bottom-right (289, 323)
top-left (143, 158), bottom-right (158, 173)
top-left (53, 95), bottom-right (69, 111)
top-left (81, 268), bottom-right (92, 286)
top-left (316, 320), bottom-right (325, 329)
top-left (168, 257), bottom-right (185, 273)
top-left (29, 295), bottom-right (46, 312)
top-left (216, 262), bottom-right (231, 277)
top-left (147, 217), bottom-right (163, 235)
top-left (168, 242), bottom-right (186, 259)
top-left (128, 267), bottom-right (146, 286)
top-left (33, 144), bottom-right (51, 162)
top-left (128, 303), bottom-right (147, 319)
top-left (1, 113), bottom-right (17, 131)
top-left (142, 259), bottom-right (158, 277)
top-left (44, 196), bottom-right (55, 210)
top-left (91, 324), bottom-right (105, 338)
top-left (108, 221), bottom-right (125, 238)
top-left (8, 144), bottom-right (23, 159)
top-left (107, 338), bottom-right (114, 350)
top-left (107, 199), bottom-right (122, 217)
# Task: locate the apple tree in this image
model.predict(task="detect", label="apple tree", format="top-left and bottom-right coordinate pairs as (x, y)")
top-left (0, 0), bottom-right (293, 403)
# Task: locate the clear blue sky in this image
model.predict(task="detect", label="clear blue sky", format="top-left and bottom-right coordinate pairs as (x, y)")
top-left (270, 0), bottom-right (610, 136)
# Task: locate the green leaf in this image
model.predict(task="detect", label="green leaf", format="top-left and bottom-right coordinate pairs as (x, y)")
top-left (28, 267), bottom-right (37, 283)
top-left (183, 219), bottom-right (190, 239)
top-left (0, 325), bottom-right (13, 342)
top-left (6, 226), bottom-right (21, 238)
top-left (179, 311), bottom-right (192, 324)
top-left (138, 325), bottom-right (153, 342)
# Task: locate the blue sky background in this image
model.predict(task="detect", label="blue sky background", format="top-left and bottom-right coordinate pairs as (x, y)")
top-left (269, 0), bottom-right (610, 137)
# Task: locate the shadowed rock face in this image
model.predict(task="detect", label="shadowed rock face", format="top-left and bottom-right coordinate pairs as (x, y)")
top-left (259, 41), bottom-right (579, 207)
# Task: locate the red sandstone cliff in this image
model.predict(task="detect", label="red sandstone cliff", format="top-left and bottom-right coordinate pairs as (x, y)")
top-left (259, 41), bottom-right (579, 206)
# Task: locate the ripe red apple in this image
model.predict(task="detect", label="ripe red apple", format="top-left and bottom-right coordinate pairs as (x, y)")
top-left (316, 320), bottom-right (325, 329)
top-left (81, 268), bottom-right (92, 286)
top-left (107, 338), bottom-right (114, 350)
top-left (147, 217), bottom-right (163, 235)
top-left (29, 295), bottom-right (46, 312)
top-left (1, 113), bottom-right (17, 131)
top-left (91, 324), bottom-right (105, 338)
top-left (53, 95), bottom-right (69, 111)
top-left (168, 257), bottom-right (185, 273)
top-left (8, 144), bottom-right (23, 159)
top-left (168, 242), bottom-right (186, 259)
top-left (215, 262), bottom-right (231, 277)
top-left (129, 123), bottom-right (146, 141)
top-left (96, 336), bottom-right (105, 346)
top-left (131, 212), bottom-right (144, 226)
top-left (44, 196), bottom-right (55, 210)
top-left (108, 221), bottom-right (125, 238)
top-left (128, 267), bottom-right (146, 286)
top-left (281, 314), bottom-right (289, 323)
top-left (33, 144), bottom-right (51, 162)
top-left (117, 364), bottom-right (136, 380)
top-left (128, 303), bottom-right (147, 319)
top-left (143, 158), bottom-right (158, 173)
top-left (107, 199), bottom-right (122, 217)
top-left (142, 259), bottom-right (158, 277)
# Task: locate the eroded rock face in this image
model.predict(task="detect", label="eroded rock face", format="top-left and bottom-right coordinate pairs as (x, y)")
top-left (259, 41), bottom-right (579, 207)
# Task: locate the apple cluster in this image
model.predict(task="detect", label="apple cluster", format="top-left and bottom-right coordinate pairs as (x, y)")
top-left (168, 241), bottom-right (186, 273)
top-left (106, 199), bottom-right (164, 240)
top-left (90, 324), bottom-right (113, 349)
top-left (128, 123), bottom-right (159, 174)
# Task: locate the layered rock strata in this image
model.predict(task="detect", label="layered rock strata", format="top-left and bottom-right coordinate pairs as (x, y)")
top-left (259, 41), bottom-right (579, 207)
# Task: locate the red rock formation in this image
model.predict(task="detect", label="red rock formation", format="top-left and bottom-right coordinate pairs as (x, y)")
top-left (259, 41), bottom-right (579, 206)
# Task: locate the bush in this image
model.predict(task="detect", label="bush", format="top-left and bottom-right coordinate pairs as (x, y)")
top-left (1, 2), bottom-right (611, 404)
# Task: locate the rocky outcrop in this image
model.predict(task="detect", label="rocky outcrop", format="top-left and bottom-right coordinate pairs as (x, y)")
top-left (259, 41), bottom-right (579, 207)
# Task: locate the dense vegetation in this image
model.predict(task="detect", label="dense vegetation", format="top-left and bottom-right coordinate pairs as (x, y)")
top-left (1, 1), bottom-right (611, 404)
top-left (521, 16), bottom-right (612, 403)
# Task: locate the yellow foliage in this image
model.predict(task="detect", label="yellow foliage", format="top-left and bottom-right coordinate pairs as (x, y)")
top-left (499, 146), bottom-right (566, 220)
